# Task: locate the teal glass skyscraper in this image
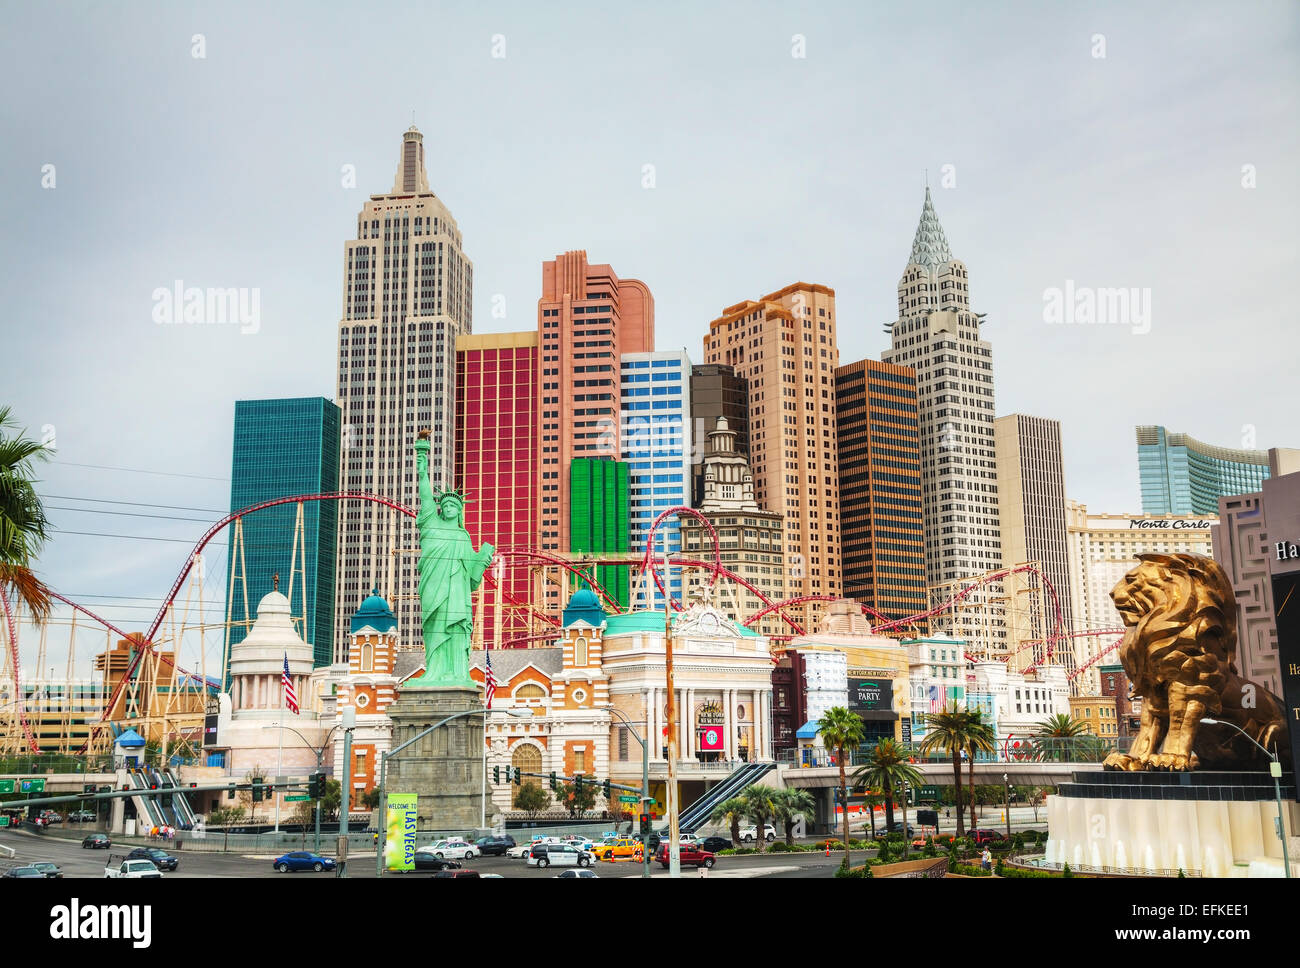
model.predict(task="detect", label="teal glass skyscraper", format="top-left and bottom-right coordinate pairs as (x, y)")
top-left (1137, 425), bottom-right (1270, 515)
top-left (226, 398), bottom-right (341, 669)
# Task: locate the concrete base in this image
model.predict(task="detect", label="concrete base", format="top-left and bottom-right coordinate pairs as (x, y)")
top-left (1046, 794), bottom-right (1298, 877)
top-left (385, 687), bottom-right (484, 833)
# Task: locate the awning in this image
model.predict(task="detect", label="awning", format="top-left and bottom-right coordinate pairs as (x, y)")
top-left (795, 720), bottom-right (821, 739)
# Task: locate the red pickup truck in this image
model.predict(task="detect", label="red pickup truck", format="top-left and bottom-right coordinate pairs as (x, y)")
top-left (654, 844), bottom-right (717, 870)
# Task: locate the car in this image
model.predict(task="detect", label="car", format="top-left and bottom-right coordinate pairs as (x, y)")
top-left (105, 858), bottom-right (163, 879)
top-left (432, 869), bottom-right (480, 878)
top-left (412, 852), bottom-right (463, 872)
top-left (655, 843), bottom-right (717, 869)
top-left (82, 832), bottom-right (111, 849)
top-left (68, 810), bottom-right (96, 823)
top-left (970, 829), bottom-right (1007, 846)
top-left (505, 842), bottom-right (533, 859)
top-left (738, 824), bottom-right (776, 843)
top-left (589, 838), bottom-right (643, 862)
top-left (527, 843), bottom-right (595, 869)
top-left (30, 862), bottom-right (63, 879)
top-left (474, 835), bottom-right (516, 856)
top-left (127, 847), bottom-right (180, 872)
top-left (274, 852), bottom-right (337, 873)
top-left (696, 836), bottom-right (733, 853)
top-left (3, 867), bottom-right (46, 879)
top-left (873, 824), bottom-right (916, 840)
top-left (38, 811), bottom-right (64, 824)
top-left (556, 868), bottom-right (599, 878)
top-left (417, 839), bottom-right (479, 861)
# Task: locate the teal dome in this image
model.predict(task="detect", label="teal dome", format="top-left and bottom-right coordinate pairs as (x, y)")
top-left (563, 584), bottom-right (607, 628)
top-left (351, 589), bottom-right (397, 634)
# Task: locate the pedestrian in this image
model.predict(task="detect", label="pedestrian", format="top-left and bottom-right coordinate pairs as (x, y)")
top-left (981, 846), bottom-right (992, 872)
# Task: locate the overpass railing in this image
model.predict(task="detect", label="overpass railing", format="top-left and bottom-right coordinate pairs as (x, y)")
top-left (0, 754), bottom-right (116, 775)
top-left (777, 736), bottom-right (1123, 768)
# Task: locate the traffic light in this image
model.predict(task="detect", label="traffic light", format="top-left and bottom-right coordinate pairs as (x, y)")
top-left (512, 767), bottom-right (521, 785)
top-left (549, 772), bottom-right (557, 792)
top-left (640, 814), bottom-right (651, 837)
top-left (251, 777), bottom-right (264, 802)
top-left (308, 771), bottom-right (325, 798)
top-left (602, 779), bottom-right (611, 798)
top-left (573, 775), bottom-right (583, 794)
top-left (493, 766), bottom-right (500, 785)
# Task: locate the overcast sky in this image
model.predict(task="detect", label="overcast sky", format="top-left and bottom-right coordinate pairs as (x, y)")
top-left (2, 1), bottom-right (1297, 669)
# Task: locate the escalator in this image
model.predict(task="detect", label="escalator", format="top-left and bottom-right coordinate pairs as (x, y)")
top-left (159, 769), bottom-right (197, 829)
top-left (127, 771), bottom-right (167, 831)
top-left (678, 762), bottom-right (777, 833)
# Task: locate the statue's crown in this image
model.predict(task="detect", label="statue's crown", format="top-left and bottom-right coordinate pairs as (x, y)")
top-left (435, 488), bottom-right (469, 506)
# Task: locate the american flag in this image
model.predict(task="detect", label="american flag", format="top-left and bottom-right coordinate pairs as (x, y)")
top-left (484, 650), bottom-right (497, 710)
top-left (928, 685), bottom-right (941, 713)
top-left (282, 653), bottom-right (299, 715)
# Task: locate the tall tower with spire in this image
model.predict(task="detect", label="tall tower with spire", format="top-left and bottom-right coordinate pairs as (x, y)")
top-left (334, 126), bottom-right (473, 659)
top-left (882, 189), bottom-right (1000, 586)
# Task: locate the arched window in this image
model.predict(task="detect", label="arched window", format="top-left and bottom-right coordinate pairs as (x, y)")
top-left (510, 744), bottom-right (543, 808)
top-left (573, 636), bottom-right (588, 666)
top-left (361, 643), bottom-right (373, 673)
top-left (515, 683), bottom-right (547, 715)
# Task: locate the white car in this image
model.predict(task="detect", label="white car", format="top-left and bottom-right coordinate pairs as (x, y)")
top-left (104, 859), bottom-right (163, 879)
top-left (418, 839), bottom-right (479, 861)
top-left (556, 868), bottom-right (599, 878)
top-left (506, 843), bottom-right (533, 859)
top-left (527, 843), bottom-right (595, 869)
top-left (738, 824), bottom-right (776, 843)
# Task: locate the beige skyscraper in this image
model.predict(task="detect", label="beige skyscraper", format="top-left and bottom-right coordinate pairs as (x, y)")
top-left (702, 283), bottom-right (841, 629)
top-left (334, 126), bottom-right (473, 659)
top-left (882, 189), bottom-right (1000, 586)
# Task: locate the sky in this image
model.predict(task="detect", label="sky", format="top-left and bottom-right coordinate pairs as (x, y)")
top-left (1, 0), bottom-right (1297, 672)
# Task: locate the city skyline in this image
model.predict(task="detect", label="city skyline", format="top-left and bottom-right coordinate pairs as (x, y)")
top-left (4, 1), bottom-right (1298, 649)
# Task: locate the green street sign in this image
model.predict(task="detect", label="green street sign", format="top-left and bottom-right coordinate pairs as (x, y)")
top-left (0, 780), bottom-right (13, 794)
top-left (618, 795), bottom-right (639, 804)
top-left (285, 794), bottom-right (311, 802)
top-left (0, 816), bottom-right (9, 827)
top-left (20, 778), bottom-right (45, 793)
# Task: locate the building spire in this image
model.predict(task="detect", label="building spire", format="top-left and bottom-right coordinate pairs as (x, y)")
top-left (908, 186), bottom-right (952, 268)
top-left (391, 125), bottom-right (431, 194)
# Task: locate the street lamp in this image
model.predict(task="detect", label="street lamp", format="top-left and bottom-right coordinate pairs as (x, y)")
top-left (1200, 717), bottom-right (1290, 878)
top-left (267, 721), bottom-right (344, 854)
top-left (375, 705), bottom-right (529, 879)
top-left (1003, 772), bottom-right (1011, 842)
top-left (604, 705), bottom-right (651, 880)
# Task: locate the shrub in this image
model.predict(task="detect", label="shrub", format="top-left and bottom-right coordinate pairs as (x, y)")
top-left (769, 841), bottom-right (793, 852)
top-left (995, 858), bottom-right (1005, 876)
top-left (835, 858), bottom-right (873, 879)
top-left (953, 863), bottom-right (992, 877)
top-left (1062, 863), bottom-right (1074, 879)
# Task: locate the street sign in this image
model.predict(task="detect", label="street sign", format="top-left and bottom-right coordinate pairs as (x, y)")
top-left (918, 785), bottom-right (939, 800)
top-left (285, 794), bottom-right (311, 802)
top-left (0, 780), bottom-right (13, 794)
top-left (20, 779), bottom-right (45, 793)
top-left (619, 795), bottom-right (639, 804)
top-left (0, 816), bottom-right (9, 827)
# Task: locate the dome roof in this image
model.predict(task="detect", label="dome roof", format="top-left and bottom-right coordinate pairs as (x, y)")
top-left (235, 588), bottom-right (313, 659)
top-left (562, 585), bottom-right (606, 628)
top-left (351, 589), bottom-right (397, 634)
top-left (256, 591), bottom-right (291, 615)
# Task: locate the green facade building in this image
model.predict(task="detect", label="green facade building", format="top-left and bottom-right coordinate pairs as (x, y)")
top-left (569, 458), bottom-right (630, 608)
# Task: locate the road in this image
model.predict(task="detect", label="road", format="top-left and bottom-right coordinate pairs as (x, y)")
top-left (0, 827), bottom-right (853, 879)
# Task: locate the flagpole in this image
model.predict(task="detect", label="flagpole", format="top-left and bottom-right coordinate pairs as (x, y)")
top-left (274, 655), bottom-right (285, 834)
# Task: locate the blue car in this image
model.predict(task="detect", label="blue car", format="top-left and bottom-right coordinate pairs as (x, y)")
top-left (274, 852), bottom-right (337, 873)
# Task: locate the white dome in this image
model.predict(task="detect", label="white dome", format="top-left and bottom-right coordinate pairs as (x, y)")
top-left (256, 591), bottom-right (291, 615)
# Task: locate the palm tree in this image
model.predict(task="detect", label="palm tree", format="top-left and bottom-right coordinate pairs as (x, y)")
top-left (918, 706), bottom-right (974, 837)
top-left (0, 407), bottom-right (52, 623)
top-left (770, 787), bottom-right (816, 847)
top-left (741, 784), bottom-right (776, 854)
top-left (852, 738), bottom-right (924, 832)
top-left (859, 789), bottom-right (884, 838)
top-left (816, 706), bottom-right (864, 869)
top-left (1033, 713), bottom-right (1088, 762)
top-left (708, 796), bottom-right (747, 847)
top-left (963, 709), bottom-right (997, 830)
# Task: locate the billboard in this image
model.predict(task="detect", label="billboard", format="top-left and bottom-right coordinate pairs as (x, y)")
top-left (385, 794), bottom-right (419, 872)
top-left (848, 679), bottom-right (892, 713)
top-left (202, 714), bottom-right (220, 748)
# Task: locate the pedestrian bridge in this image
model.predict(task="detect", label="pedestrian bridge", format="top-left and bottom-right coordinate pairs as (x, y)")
top-left (780, 760), bottom-right (1104, 789)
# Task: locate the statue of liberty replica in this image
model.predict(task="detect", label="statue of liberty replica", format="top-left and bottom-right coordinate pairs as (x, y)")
top-left (407, 429), bottom-right (495, 689)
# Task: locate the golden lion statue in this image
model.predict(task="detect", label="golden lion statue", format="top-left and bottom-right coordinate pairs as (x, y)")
top-left (1103, 552), bottom-right (1291, 772)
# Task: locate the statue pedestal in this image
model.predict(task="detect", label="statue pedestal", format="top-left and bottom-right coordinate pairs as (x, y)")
top-left (1046, 770), bottom-right (1300, 877)
top-left (386, 687), bottom-right (484, 834)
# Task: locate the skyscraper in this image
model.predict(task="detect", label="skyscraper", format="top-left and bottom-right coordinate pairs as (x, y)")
top-left (335, 126), bottom-right (473, 659)
top-left (1137, 425), bottom-right (1272, 515)
top-left (226, 398), bottom-right (341, 669)
top-left (455, 332), bottom-right (539, 649)
top-left (702, 283), bottom-right (842, 629)
top-left (569, 458), bottom-right (631, 608)
top-left (536, 251), bottom-right (653, 609)
top-left (621, 349), bottom-right (691, 608)
top-left (994, 414), bottom-right (1074, 666)
top-left (882, 188), bottom-right (1000, 585)
top-left (834, 359), bottom-right (925, 623)
top-left (688, 364), bottom-right (749, 505)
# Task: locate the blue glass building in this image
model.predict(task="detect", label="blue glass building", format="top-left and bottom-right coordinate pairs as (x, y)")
top-left (226, 398), bottom-right (341, 670)
top-left (621, 350), bottom-right (691, 608)
top-left (1137, 425), bottom-right (1270, 515)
